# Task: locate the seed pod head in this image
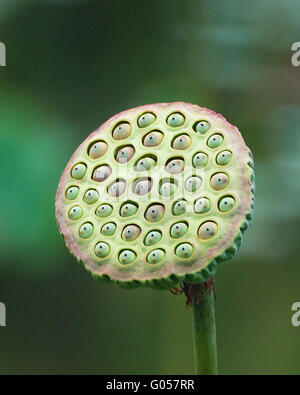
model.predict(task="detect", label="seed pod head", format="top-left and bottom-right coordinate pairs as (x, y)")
top-left (56, 102), bottom-right (254, 290)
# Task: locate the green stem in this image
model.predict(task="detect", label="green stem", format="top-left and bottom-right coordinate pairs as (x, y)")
top-left (191, 290), bottom-right (218, 375)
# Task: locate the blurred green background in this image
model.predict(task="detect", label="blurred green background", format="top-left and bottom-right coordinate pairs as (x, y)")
top-left (0, 0), bottom-right (300, 374)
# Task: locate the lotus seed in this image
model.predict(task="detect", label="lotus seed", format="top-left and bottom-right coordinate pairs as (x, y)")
top-left (95, 204), bottom-right (112, 218)
top-left (89, 141), bottom-right (108, 159)
top-left (68, 205), bottom-right (83, 220)
top-left (147, 249), bottom-right (165, 264)
top-left (194, 197), bottom-right (210, 214)
top-left (119, 250), bottom-right (136, 265)
top-left (92, 165), bottom-right (112, 182)
top-left (159, 181), bottom-right (177, 196)
top-left (108, 180), bottom-right (126, 197)
top-left (167, 112), bottom-right (185, 127)
top-left (165, 159), bottom-right (184, 174)
top-left (210, 173), bottom-right (229, 191)
top-left (120, 202), bottom-right (138, 217)
top-left (136, 157), bottom-right (157, 171)
top-left (83, 189), bottom-right (99, 204)
top-left (216, 150), bottom-right (232, 166)
top-left (192, 152), bottom-right (208, 168)
top-left (172, 200), bottom-right (187, 215)
top-left (101, 222), bottom-right (116, 236)
top-left (219, 196), bottom-right (235, 212)
top-left (122, 225), bottom-right (141, 241)
top-left (134, 179), bottom-right (152, 195)
top-left (95, 242), bottom-right (110, 258)
top-left (65, 186), bottom-right (79, 200)
top-left (198, 221), bottom-right (218, 240)
top-left (170, 222), bottom-right (188, 238)
top-left (145, 204), bottom-right (165, 222)
top-left (71, 163), bottom-right (87, 180)
top-left (115, 146), bottom-right (135, 164)
top-left (112, 122), bottom-right (131, 140)
top-left (185, 176), bottom-right (202, 192)
top-left (79, 222), bottom-right (94, 239)
top-left (143, 131), bottom-right (163, 147)
top-left (207, 134), bottom-right (224, 149)
top-left (138, 113), bottom-right (156, 128)
top-left (175, 243), bottom-right (193, 258)
top-left (144, 230), bottom-right (162, 246)
top-left (172, 134), bottom-right (191, 150)
top-left (194, 120), bottom-right (210, 135)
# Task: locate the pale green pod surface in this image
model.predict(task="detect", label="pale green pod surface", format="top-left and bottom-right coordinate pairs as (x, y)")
top-left (101, 222), bottom-right (116, 236)
top-left (65, 186), bottom-right (79, 200)
top-left (167, 112), bottom-right (185, 127)
top-left (210, 173), bottom-right (229, 191)
top-left (112, 122), bottom-right (131, 140)
top-left (172, 134), bottom-right (191, 150)
top-left (194, 120), bottom-right (210, 135)
top-left (122, 225), bottom-right (141, 241)
top-left (175, 243), bottom-right (193, 258)
top-left (192, 152), bottom-right (208, 168)
top-left (170, 222), bottom-right (188, 238)
top-left (92, 165), bottom-right (112, 182)
top-left (185, 176), bottom-right (202, 192)
top-left (79, 222), bottom-right (94, 239)
top-left (144, 230), bottom-right (162, 246)
top-left (95, 242), bottom-right (110, 258)
top-left (138, 112), bottom-right (156, 128)
top-left (56, 102), bottom-right (254, 290)
top-left (119, 250), bottom-right (136, 265)
top-left (147, 249), bottom-right (165, 264)
top-left (83, 189), bottom-right (99, 204)
top-left (120, 202), bottom-right (138, 217)
top-left (219, 196), bottom-right (235, 212)
top-left (145, 204), bottom-right (165, 222)
top-left (88, 141), bottom-right (108, 159)
top-left (95, 204), bottom-right (112, 218)
top-left (143, 131), bottom-right (163, 147)
top-left (216, 150), bottom-right (232, 165)
top-left (172, 200), bottom-right (187, 216)
top-left (71, 163), bottom-right (87, 180)
top-left (194, 197), bottom-right (210, 214)
top-left (207, 134), bottom-right (224, 149)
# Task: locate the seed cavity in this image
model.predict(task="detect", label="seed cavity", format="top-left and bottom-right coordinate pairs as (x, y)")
top-left (95, 242), bottom-right (110, 258)
top-left (92, 165), bottom-right (112, 182)
top-left (68, 205), bottom-right (83, 220)
top-left (210, 173), bottom-right (229, 191)
top-left (194, 197), bottom-right (210, 214)
top-left (101, 222), bottom-right (116, 236)
top-left (107, 179), bottom-right (126, 197)
top-left (185, 176), bottom-right (202, 192)
top-left (167, 112), bottom-right (185, 127)
top-left (198, 221), bottom-right (218, 240)
top-left (115, 145), bottom-right (135, 164)
top-left (122, 225), bottom-right (141, 241)
top-left (71, 163), bottom-right (87, 180)
top-left (175, 243), bottom-right (193, 258)
top-left (218, 196), bottom-right (235, 212)
top-left (165, 158), bottom-right (185, 174)
top-left (83, 189), bottom-right (99, 204)
top-left (133, 177), bottom-right (153, 195)
top-left (119, 250), bottom-right (136, 265)
top-left (147, 249), bottom-right (165, 264)
top-left (95, 204), bottom-right (112, 218)
top-left (170, 222), bottom-right (188, 239)
top-left (192, 152), bottom-right (208, 168)
top-left (112, 122), bottom-right (131, 140)
top-left (207, 134), bottom-right (224, 149)
top-left (138, 112), bottom-right (156, 128)
top-left (79, 222), bottom-right (94, 239)
top-left (88, 141), bottom-right (108, 159)
top-left (172, 200), bottom-right (187, 216)
top-left (135, 155), bottom-right (157, 171)
top-left (143, 131), bottom-right (164, 147)
top-left (145, 204), bottom-right (165, 222)
top-left (144, 230), bottom-right (162, 246)
top-left (120, 202), bottom-right (138, 217)
top-left (216, 150), bottom-right (232, 166)
top-left (65, 186), bottom-right (79, 200)
top-left (172, 134), bottom-right (191, 150)
top-left (193, 120), bottom-right (210, 135)
top-left (159, 179), bottom-right (178, 196)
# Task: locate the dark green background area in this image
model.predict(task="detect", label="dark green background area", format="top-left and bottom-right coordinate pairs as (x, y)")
top-left (0, 0), bottom-right (300, 374)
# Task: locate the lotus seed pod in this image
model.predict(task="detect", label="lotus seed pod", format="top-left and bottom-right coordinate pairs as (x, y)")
top-left (71, 163), bottom-right (87, 180)
top-left (144, 230), bottom-right (162, 246)
top-left (143, 131), bottom-right (163, 147)
top-left (172, 134), bottom-right (191, 150)
top-left (198, 221), bottom-right (218, 240)
top-left (138, 113), bottom-right (156, 128)
top-left (122, 225), bottom-right (141, 241)
top-left (192, 152), bottom-right (208, 168)
top-left (210, 173), bottom-right (229, 191)
top-left (108, 179), bottom-right (126, 197)
top-left (95, 204), bottom-right (112, 218)
top-left (167, 112), bottom-right (185, 127)
top-left (120, 202), bottom-right (138, 217)
top-left (219, 196), bottom-right (235, 212)
top-left (79, 222), bottom-right (94, 239)
top-left (194, 120), bottom-right (210, 135)
top-left (165, 158), bottom-right (184, 174)
top-left (56, 102), bottom-right (254, 290)
top-left (119, 250), bottom-right (136, 265)
top-left (95, 242), bottom-right (110, 258)
top-left (83, 189), bottom-right (99, 204)
top-left (170, 222), bottom-right (188, 238)
top-left (194, 197), bottom-right (210, 214)
top-left (115, 146), bottom-right (135, 164)
top-left (89, 141), bottom-right (108, 159)
top-left (65, 186), bottom-right (79, 200)
top-left (135, 157), bottom-right (157, 171)
top-left (145, 204), bottom-right (165, 222)
top-left (172, 200), bottom-right (187, 216)
top-left (207, 133), bottom-right (224, 149)
top-left (147, 249), bottom-right (165, 264)
top-left (185, 176), bottom-right (202, 192)
top-left (68, 205), bottom-right (83, 220)
top-left (112, 122), bottom-right (131, 140)
top-left (101, 222), bottom-right (116, 236)
top-left (92, 165), bottom-right (112, 182)
top-left (175, 243), bottom-right (193, 258)
top-left (216, 150), bottom-right (232, 166)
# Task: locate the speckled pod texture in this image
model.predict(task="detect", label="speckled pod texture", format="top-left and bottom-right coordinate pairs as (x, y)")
top-left (55, 102), bottom-right (255, 290)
